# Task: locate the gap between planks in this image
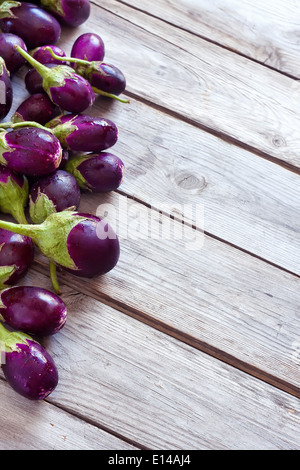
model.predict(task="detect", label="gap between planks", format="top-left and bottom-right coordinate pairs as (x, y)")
top-left (116, 188), bottom-right (300, 281)
top-left (31, 261), bottom-right (300, 400)
top-left (124, 89), bottom-right (300, 177)
top-left (112, 0), bottom-right (300, 80)
top-left (84, 0), bottom-right (300, 170)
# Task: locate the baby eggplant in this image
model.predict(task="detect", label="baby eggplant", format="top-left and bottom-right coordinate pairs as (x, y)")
top-left (29, 169), bottom-right (81, 223)
top-left (40, 0), bottom-right (90, 27)
top-left (65, 152), bottom-right (124, 193)
top-left (11, 93), bottom-right (60, 125)
top-left (71, 33), bottom-right (105, 62)
top-left (30, 44), bottom-right (67, 65)
top-left (46, 113), bottom-right (118, 152)
top-left (0, 228), bottom-right (34, 288)
top-left (0, 2), bottom-right (61, 49)
top-left (0, 323), bottom-right (58, 400)
top-left (0, 126), bottom-right (62, 176)
top-left (0, 57), bottom-right (12, 120)
top-left (16, 45), bottom-right (95, 113)
top-left (0, 164), bottom-right (29, 224)
top-left (0, 286), bottom-right (67, 336)
top-left (0, 210), bottom-right (120, 292)
top-left (45, 47), bottom-right (128, 103)
top-left (0, 33), bottom-right (27, 74)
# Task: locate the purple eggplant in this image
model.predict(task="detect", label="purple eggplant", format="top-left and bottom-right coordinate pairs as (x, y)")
top-left (40, 0), bottom-right (90, 27)
top-left (45, 46), bottom-right (128, 102)
top-left (25, 63), bottom-right (56, 95)
top-left (29, 169), bottom-right (81, 223)
top-left (46, 113), bottom-right (118, 152)
top-left (0, 286), bottom-right (67, 336)
top-left (0, 57), bottom-right (12, 120)
top-left (65, 152), bottom-right (124, 193)
top-left (0, 323), bottom-right (58, 400)
top-left (0, 164), bottom-right (29, 224)
top-left (0, 228), bottom-right (34, 288)
top-left (16, 45), bottom-right (95, 113)
top-left (0, 210), bottom-right (120, 292)
top-left (0, 2), bottom-right (61, 49)
top-left (82, 62), bottom-right (127, 97)
top-left (11, 93), bottom-right (60, 125)
top-left (71, 33), bottom-right (105, 62)
top-left (0, 33), bottom-right (27, 74)
top-left (30, 44), bottom-right (67, 65)
top-left (0, 127), bottom-right (62, 176)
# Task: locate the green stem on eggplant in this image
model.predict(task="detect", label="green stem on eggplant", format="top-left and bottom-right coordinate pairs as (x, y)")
top-left (44, 47), bottom-right (130, 103)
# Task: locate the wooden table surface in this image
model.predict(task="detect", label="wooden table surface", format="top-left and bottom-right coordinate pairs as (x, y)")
top-left (0, 0), bottom-right (299, 450)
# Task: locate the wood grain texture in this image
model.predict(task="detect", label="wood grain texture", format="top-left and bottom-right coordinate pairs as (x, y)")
top-left (9, 271), bottom-right (298, 450)
top-left (0, 0), bottom-right (299, 451)
top-left (118, 0), bottom-right (300, 78)
top-left (67, 0), bottom-right (300, 169)
top-left (89, 96), bottom-right (300, 276)
top-left (8, 77), bottom-right (300, 276)
top-left (0, 380), bottom-right (137, 450)
top-left (33, 191), bottom-right (300, 395)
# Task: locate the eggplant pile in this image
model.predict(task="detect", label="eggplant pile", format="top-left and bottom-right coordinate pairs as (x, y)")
top-left (0, 1), bottom-right (127, 400)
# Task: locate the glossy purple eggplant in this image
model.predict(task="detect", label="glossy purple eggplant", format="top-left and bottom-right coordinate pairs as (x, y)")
top-left (65, 152), bottom-right (124, 193)
top-left (30, 44), bottom-right (67, 65)
top-left (45, 47), bottom-right (128, 102)
top-left (0, 164), bottom-right (29, 224)
top-left (0, 127), bottom-right (62, 176)
top-left (41, 0), bottom-right (90, 27)
top-left (11, 93), bottom-right (60, 125)
top-left (0, 33), bottom-right (27, 74)
top-left (46, 113), bottom-right (118, 152)
top-left (25, 63), bottom-right (56, 95)
top-left (81, 62), bottom-right (127, 97)
top-left (0, 210), bottom-right (120, 292)
top-left (0, 228), bottom-right (34, 288)
top-left (0, 286), bottom-right (67, 336)
top-left (29, 169), bottom-right (81, 223)
top-left (71, 33), bottom-right (105, 62)
top-left (0, 2), bottom-right (61, 49)
top-left (16, 45), bottom-right (95, 113)
top-left (0, 57), bottom-right (12, 120)
top-left (0, 323), bottom-right (58, 400)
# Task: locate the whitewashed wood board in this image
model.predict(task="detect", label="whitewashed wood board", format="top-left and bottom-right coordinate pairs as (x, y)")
top-left (118, 0), bottom-right (300, 78)
top-left (0, 379), bottom-right (136, 450)
top-left (60, 0), bottom-right (300, 169)
top-left (7, 271), bottom-right (297, 450)
top-left (32, 191), bottom-right (300, 394)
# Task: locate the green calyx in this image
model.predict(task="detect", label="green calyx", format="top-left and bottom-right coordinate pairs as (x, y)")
top-left (0, 209), bottom-right (88, 270)
top-left (29, 190), bottom-right (56, 224)
top-left (64, 154), bottom-right (91, 190)
top-left (43, 47), bottom-right (130, 104)
top-left (0, 321), bottom-right (33, 355)
top-left (0, 131), bottom-right (15, 166)
top-left (40, 0), bottom-right (64, 17)
top-left (0, 1), bottom-right (21, 19)
top-left (0, 174), bottom-right (29, 224)
top-left (46, 118), bottom-right (78, 148)
top-left (0, 265), bottom-right (17, 291)
top-left (15, 45), bottom-right (76, 95)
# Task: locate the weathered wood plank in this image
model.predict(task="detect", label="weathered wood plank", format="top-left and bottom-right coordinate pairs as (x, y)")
top-left (19, 272), bottom-right (299, 450)
top-left (55, 0), bottom-right (300, 169)
top-left (8, 80), bottom-right (300, 276)
top-left (0, 380), bottom-right (137, 450)
top-left (34, 192), bottom-right (300, 395)
top-left (117, 0), bottom-right (300, 78)
top-left (90, 96), bottom-right (300, 276)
